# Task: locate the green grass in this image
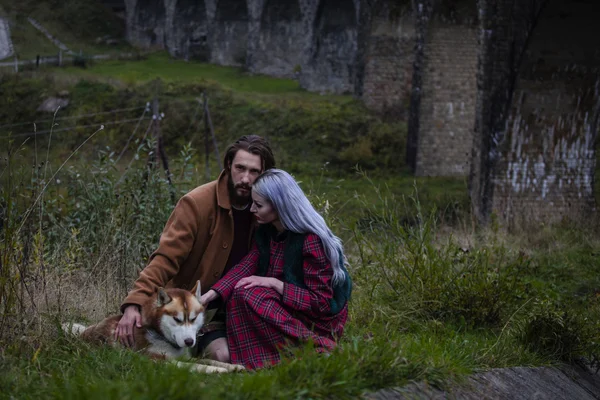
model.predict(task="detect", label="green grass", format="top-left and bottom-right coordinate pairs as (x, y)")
top-left (1, 139), bottom-right (599, 398)
top-left (4, 15), bottom-right (59, 60)
top-left (54, 52), bottom-right (348, 102)
top-left (0, 308), bottom-right (548, 399)
top-left (0, 7), bottom-right (599, 395)
top-left (0, 0), bottom-right (131, 60)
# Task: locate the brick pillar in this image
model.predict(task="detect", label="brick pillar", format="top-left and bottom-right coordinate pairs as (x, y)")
top-left (490, 0), bottom-right (599, 226)
top-left (406, 0), bottom-right (433, 171)
top-left (469, 0), bottom-right (547, 225)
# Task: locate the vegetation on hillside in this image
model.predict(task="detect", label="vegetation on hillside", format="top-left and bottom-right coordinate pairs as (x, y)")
top-left (0, 54), bottom-right (407, 173)
top-left (0, 9), bottom-right (598, 396)
top-left (1, 137), bottom-right (599, 398)
top-left (0, 0), bottom-right (129, 59)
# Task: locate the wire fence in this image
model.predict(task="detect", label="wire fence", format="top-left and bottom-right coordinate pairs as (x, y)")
top-left (1, 96), bottom-right (223, 186)
top-left (0, 104), bottom-right (152, 139)
top-left (0, 106), bottom-right (147, 129)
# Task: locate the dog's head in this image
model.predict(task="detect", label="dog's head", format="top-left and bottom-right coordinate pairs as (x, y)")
top-left (153, 280), bottom-right (205, 349)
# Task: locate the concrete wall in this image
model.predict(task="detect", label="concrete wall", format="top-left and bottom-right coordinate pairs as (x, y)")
top-left (299, 0), bottom-right (360, 94)
top-left (251, 0), bottom-right (304, 77)
top-left (210, 0), bottom-right (249, 65)
top-left (165, 0), bottom-right (209, 60)
top-left (126, 0), bottom-right (167, 49)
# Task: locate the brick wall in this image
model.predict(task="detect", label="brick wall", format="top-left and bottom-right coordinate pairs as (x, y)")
top-left (491, 0), bottom-right (599, 225)
top-left (415, 19), bottom-right (478, 176)
top-left (362, 12), bottom-right (414, 114)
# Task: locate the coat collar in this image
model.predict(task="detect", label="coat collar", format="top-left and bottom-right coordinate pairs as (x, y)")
top-left (216, 170), bottom-right (232, 210)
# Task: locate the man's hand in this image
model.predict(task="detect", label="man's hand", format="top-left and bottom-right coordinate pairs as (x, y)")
top-left (200, 289), bottom-right (219, 306)
top-left (235, 276), bottom-right (283, 294)
top-left (115, 305), bottom-right (142, 348)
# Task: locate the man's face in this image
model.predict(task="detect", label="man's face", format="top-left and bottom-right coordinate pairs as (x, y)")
top-left (228, 149), bottom-right (262, 204)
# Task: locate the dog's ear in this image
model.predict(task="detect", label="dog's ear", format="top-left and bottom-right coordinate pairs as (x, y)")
top-left (191, 280), bottom-right (202, 301)
top-left (157, 288), bottom-right (172, 306)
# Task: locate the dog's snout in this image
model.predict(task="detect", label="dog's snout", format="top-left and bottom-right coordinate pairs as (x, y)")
top-left (184, 338), bottom-right (194, 347)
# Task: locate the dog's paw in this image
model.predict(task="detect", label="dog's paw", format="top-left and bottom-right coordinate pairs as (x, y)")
top-left (196, 358), bottom-right (246, 373)
top-left (228, 363), bottom-right (246, 372)
top-left (173, 360), bottom-right (230, 374)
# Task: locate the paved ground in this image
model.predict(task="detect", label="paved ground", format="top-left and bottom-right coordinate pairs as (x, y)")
top-left (367, 364), bottom-right (600, 400)
top-left (0, 17), bottom-right (14, 60)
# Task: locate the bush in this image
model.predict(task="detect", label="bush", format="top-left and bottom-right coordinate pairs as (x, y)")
top-left (0, 137), bottom-right (199, 341)
top-left (352, 186), bottom-right (530, 328)
top-left (519, 299), bottom-right (600, 361)
top-left (0, 76), bottom-right (405, 173)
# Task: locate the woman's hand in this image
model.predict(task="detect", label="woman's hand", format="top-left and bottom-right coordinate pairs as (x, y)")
top-left (200, 289), bottom-right (219, 306)
top-left (235, 276), bottom-right (284, 295)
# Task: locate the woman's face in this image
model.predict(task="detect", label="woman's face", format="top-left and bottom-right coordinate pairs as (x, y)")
top-left (250, 192), bottom-right (279, 225)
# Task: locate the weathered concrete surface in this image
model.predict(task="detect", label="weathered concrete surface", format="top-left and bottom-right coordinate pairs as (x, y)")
top-left (0, 17), bottom-right (14, 60)
top-left (366, 365), bottom-right (600, 400)
top-left (165, 0), bottom-right (209, 61)
top-left (250, 0), bottom-right (304, 78)
top-left (299, 0), bottom-right (360, 94)
top-left (210, 0), bottom-right (249, 66)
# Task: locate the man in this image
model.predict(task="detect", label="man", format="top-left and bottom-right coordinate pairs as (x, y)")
top-left (115, 135), bottom-right (275, 363)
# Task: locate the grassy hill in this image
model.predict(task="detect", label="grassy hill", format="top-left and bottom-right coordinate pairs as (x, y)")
top-left (0, 3), bottom-right (599, 398)
top-left (0, 0), bottom-right (129, 59)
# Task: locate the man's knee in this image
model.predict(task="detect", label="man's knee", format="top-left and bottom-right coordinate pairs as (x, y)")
top-left (204, 337), bottom-right (230, 363)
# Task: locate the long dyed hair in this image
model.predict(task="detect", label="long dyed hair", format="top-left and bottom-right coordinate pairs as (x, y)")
top-left (252, 169), bottom-right (346, 284)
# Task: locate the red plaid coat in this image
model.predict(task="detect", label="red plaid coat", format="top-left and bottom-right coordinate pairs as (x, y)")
top-left (211, 232), bottom-right (348, 370)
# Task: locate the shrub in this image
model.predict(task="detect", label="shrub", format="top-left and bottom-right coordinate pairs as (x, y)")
top-left (0, 136), bottom-right (200, 341)
top-left (518, 299), bottom-right (600, 361)
top-left (352, 185), bottom-right (530, 328)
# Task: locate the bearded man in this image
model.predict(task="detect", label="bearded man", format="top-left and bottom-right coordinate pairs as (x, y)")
top-left (115, 135), bottom-right (275, 363)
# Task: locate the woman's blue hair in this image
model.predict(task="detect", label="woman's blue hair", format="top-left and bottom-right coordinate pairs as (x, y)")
top-left (252, 169), bottom-right (346, 284)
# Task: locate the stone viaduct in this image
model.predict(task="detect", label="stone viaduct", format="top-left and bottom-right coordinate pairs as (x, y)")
top-left (122, 0), bottom-right (599, 226)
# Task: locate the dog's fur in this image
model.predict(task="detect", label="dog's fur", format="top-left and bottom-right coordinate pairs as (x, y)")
top-left (62, 280), bottom-right (243, 374)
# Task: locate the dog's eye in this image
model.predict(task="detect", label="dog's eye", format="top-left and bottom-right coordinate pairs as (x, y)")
top-left (189, 317), bottom-right (196, 323)
top-left (173, 317), bottom-right (183, 323)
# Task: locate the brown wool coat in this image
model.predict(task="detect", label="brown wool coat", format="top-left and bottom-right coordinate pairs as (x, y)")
top-left (121, 170), bottom-right (254, 312)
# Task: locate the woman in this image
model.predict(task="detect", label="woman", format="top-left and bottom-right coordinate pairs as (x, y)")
top-left (200, 169), bottom-right (351, 370)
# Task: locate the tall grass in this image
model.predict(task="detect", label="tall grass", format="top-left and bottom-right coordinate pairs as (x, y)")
top-left (0, 129), bottom-right (204, 339)
top-left (1, 134), bottom-right (600, 398)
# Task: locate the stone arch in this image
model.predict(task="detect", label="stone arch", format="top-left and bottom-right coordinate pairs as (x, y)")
top-left (253, 0), bottom-right (303, 77)
top-left (212, 0), bottom-right (249, 66)
top-left (133, 0), bottom-right (166, 48)
top-left (171, 0), bottom-right (209, 60)
top-left (302, 0), bottom-right (358, 93)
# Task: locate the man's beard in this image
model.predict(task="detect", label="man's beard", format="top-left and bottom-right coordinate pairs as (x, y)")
top-left (228, 175), bottom-right (251, 207)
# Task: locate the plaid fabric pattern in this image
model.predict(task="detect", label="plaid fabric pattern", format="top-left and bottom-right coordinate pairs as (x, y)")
top-left (211, 233), bottom-right (348, 370)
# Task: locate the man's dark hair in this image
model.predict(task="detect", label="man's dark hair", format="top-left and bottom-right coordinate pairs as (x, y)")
top-left (223, 135), bottom-right (275, 172)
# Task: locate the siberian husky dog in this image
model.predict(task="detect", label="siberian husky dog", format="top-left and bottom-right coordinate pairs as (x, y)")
top-left (62, 280), bottom-right (243, 374)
